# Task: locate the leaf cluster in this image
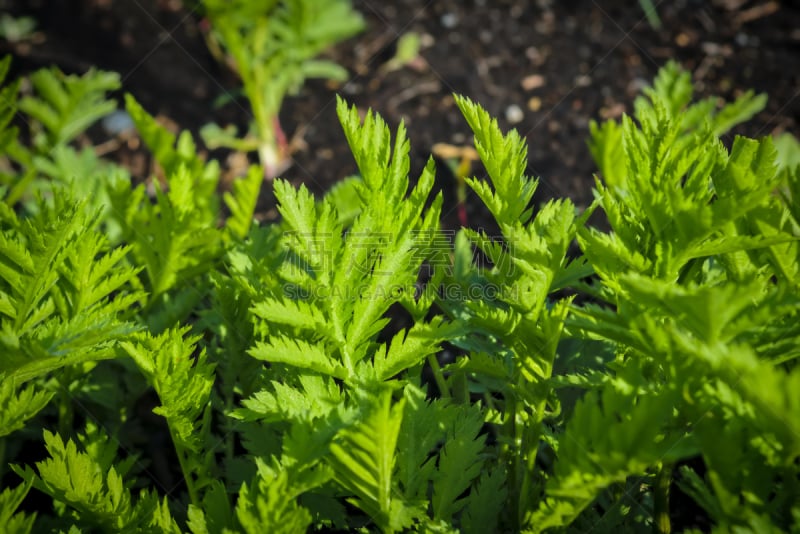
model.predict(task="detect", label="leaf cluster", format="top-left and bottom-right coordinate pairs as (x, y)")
top-left (1, 53), bottom-right (799, 534)
top-left (199, 0), bottom-right (364, 174)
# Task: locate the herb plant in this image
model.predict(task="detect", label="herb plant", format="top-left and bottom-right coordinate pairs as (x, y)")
top-left (198, 0), bottom-right (364, 178)
top-left (1, 53), bottom-right (799, 533)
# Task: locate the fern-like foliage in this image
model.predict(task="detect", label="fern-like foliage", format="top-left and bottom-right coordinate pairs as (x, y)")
top-left (124, 94), bottom-right (219, 204)
top-left (0, 55), bottom-right (20, 164)
top-left (426, 96), bottom-right (587, 530)
top-left (106, 99), bottom-right (226, 332)
top-left (429, 399), bottom-right (487, 523)
top-left (0, 479), bottom-right (35, 534)
top-left (0, 196), bottom-right (142, 383)
top-left (231, 107), bottom-right (454, 533)
top-left (122, 327), bottom-right (216, 505)
top-left (243, 97), bottom-right (445, 387)
top-left (33, 144), bottom-right (129, 226)
top-left (224, 164), bottom-right (264, 239)
top-left (589, 60), bottom-right (766, 188)
top-left (325, 383), bottom-right (493, 531)
top-left (328, 389), bottom-right (412, 532)
top-left (460, 466), bottom-right (507, 534)
top-left (0, 377), bottom-right (53, 438)
top-left (0, 58), bottom-right (123, 211)
top-left (18, 67), bottom-right (120, 147)
top-left (226, 98), bottom-right (511, 532)
top-left (582, 62), bottom-right (792, 286)
top-left (530, 387), bottom-right (683, 531)
top-left (2, 56), bottom-right (797, 533)
top-left (552, 61), bottom-right (800, 531)
top-left (12, 431), bottom-right (181, 533)
top-left (233, 458), bottom-right (332, 534)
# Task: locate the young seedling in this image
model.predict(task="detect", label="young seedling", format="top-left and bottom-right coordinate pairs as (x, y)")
top-left (198, 0), bottom-right (364, 178)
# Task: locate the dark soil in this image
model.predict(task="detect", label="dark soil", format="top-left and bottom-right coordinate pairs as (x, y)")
top-left (3, 0), bottom-right (798, 231)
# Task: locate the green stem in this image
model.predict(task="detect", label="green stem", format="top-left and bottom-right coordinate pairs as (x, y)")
top-left (638, 0), bottom-right (661, 29)
top-left (518, 400), bottom-right (546, 529)
top-left (450, 369), bottom-right (470, 404)
top-left (0, 438), bottom-right (6, 477)
top-left (654, 461), bottom-right (673, 534)
top-left (426, 354), bottom-right (450, 398)
top-left (224, 394), bottom-right (235, 467)
top-left (502, 394), bottom-right (521, 530)
top-left (258, 140), bottom-right (280, 179)
top-left (169, 426), bottom-right (199, 506)
top-left (57, 375), bottom-right (74, 438)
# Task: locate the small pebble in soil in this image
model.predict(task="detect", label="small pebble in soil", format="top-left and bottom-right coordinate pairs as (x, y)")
top-left (525, 46), bottom-right (546, 66)
top-left (702, 42), bottom-right (732, 57)
top-left (574, 75), bottom-right (592, 88)
top-left (675, 33), bottom-right (691, 47)
top-left (102, 110), bottom-right (134, 136)
top-left (342, 82), bottom-right (360, 95)
top-left (420, 33), bottom-right (435, 47)
top-left (527, 96), bottom-right (542, 112)
top-left (628, 78), bottom-right (649, 95)
top-left (505, 104), bottom-right (524, 124)
top-left (440, 13), bottom-right (458, 29)
top-left (735, 33), bottom-right (758, 47)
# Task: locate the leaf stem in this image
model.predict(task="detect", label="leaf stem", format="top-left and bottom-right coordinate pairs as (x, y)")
top-left (57, 375), bottom-right (74, 438)
top-left (654, 461), bottom-right (673, 534)
top-left (168, 425), bottom-right (199, 506)
top-left (426, 353), bottom-right (450, 398)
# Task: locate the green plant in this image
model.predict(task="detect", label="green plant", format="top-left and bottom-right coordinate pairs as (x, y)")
top-left (0, 57), bottom-right (123, 210)
top-left (198, 0), bottom-right (364, 178)
top-left (1, 54), bottom-right (799, 533)
top-left (638, 0), bottom-right (661, 29)
top-left (0, 14), bottom-right (37, 43)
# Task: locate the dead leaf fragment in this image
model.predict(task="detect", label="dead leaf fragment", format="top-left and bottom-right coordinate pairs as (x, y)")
top-left (734, 2), bottom-right (779, 25)
top-left (432, 143), bottom-right (479, 161)
top-left (521, 74), bottom-right (545, 90)
top-left (599, 103), bottom-right (625, 119)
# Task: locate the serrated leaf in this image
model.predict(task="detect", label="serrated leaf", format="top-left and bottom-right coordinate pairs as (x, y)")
top-left (0, 377), bottom-right (53, 437)
top-left (0, 478), bottom-right (35, 534)
top-left (18, 67), bottom-right (119, 145)
top-left (432, 405), bottom-right (486, 522)
top-left (461, 467), bottom-right (507, 534)
top-left (249, 336), bottom-right (346, 379)
top-left (12, 431), bottom-right (177, 532)
top-left (329, 390), bottom-right (414, 532)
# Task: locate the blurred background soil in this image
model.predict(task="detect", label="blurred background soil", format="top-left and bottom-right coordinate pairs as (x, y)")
top-left (1, 0), bottom-right (798, 231)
